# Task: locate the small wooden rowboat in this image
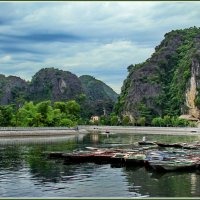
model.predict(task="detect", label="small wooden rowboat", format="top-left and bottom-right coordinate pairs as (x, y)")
top-left (156, 142), bottom-right (183, 148)
top-left (63, 153), bottom-right (96, 163)
top-left (138, 141), bottom-right (156, 146)
top-left (148, 159), bottom-right (197, 171)
top-left (110, 153), bottom-right (127, 164)
top-left (124, 153), bottom-right (146, 165)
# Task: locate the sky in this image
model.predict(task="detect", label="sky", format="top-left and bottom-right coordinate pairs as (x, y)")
top-left (1, 2), bottom-right (200, 93)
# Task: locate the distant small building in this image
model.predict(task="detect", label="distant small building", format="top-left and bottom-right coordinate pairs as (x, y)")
top-left (90, 116), bottom-right (99, 123)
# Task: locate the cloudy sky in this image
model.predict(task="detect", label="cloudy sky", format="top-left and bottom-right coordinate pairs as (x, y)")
top-left (0, 2), bottom-right (200, 93)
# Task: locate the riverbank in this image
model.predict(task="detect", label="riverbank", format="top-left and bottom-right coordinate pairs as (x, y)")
top-left (0, 127), bottom-right (88, 137)
top-left (0, 126), bottom-right (199, 137)
top-left (79, 125), bottom-right (200, 136)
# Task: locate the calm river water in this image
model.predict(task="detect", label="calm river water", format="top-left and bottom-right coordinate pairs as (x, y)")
top-left (0, 132), bottom-right (200, 197)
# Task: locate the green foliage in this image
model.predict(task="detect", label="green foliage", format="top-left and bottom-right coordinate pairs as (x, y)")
top-left (79, 75), bottom-right (118, 118)
top-left (136, 103), bottom-right (154, 123)
top-left (17, 102), bottom-right (38, 126)
top-left (65, 100), bottom-right (80, 116)
top-left (79, 75), bottom-right (118, 102)
top-left (59, 118), bottom-right (75, 127)
top-left (100, 115), bottom-right (110, 125)
top-left (110, 115), bottom-right (120, 126)
top-left (152, 117), bottom-right (164, 127)
top-left (54, 102), bottom-right (67, 113)
top-left (137, 117), bottom-right (146, 126)
top-left (0, 100), bottom-right (82, 127)
top-left (122, 115), bottom-right (131, 126)
top-left (117, 27), bottom-right (200, 120)
top-left (195, 95), bottom-right (200, 108)
top-left (151, 116), bottom-right (195, 127)
top-left (0, 105), bottom-right (14, 126)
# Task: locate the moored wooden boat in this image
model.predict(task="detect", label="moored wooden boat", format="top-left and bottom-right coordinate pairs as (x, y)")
top-left (124, 153), bottom-right (146, 166)
top-left (148, 159), bottom-right (197, 171)
top-left (156, 142), bottom-right (183, 148)
top-left (63, 153), bottom-right (96, 164)
top-left (110, 153), bottom-right (127, 164)
top-left (94, 152), bottom-right (116, 164)
top-left (146, 151), bottom-right (169, 161)
top-left (85, 147), bottom-right (99, 151)
top-left (138, 141), bottom-right (156, 146)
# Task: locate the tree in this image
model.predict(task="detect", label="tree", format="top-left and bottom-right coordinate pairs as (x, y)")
top-left (100, 115), bottom-right (110, 125)
top-left (137, 117), bottom-right (146, 126)
top-left (152, 117), bottom-right (163, 127)
top-left (36, 100), bottom-right (53, 126)
top-left (163, 115), bottom-right (172, 127)
top-left (110, 115), bottom-right (119, 126)
top-left (122, 115), bottom-right (131, 126)
top-left (0, 105), bottom-right (13, 126)
top-left (0, 99), bottom-right (83, 127)
top-left (66, 100), bottom-right (80, 116)
top-left (60, 118), bottom-right (76, 127)
top-left (52, 109), bottom-right (62, 126)
top-left (54, 102), bottom-right (67, 113)
top-left (17, 102), bottom-right (37, 126)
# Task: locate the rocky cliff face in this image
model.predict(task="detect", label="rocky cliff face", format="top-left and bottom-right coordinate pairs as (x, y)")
top-left (0, 75), bottom-right (28, 105)
top-left (116, 27), bottom-right (200, 122)
top-left (28, 68), bottom-right (83, 102)
top-left (185, 59), bottom-right (200, 118)
top-left (0, 68), bottom-right (118, 116)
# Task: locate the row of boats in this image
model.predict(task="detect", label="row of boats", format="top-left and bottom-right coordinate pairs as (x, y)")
top-left (47, 141), bottom-right (200, 172)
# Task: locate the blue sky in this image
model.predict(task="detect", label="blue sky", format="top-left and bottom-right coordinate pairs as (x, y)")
top-left (1, 2), bottom-right (200, 93)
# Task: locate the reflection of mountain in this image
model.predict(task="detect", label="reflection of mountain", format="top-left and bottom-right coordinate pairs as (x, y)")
top-left (123, 167), bottom-right (200, 197)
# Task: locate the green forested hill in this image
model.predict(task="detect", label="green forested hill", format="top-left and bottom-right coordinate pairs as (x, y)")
top-left (0, 68), bottom-right (118, 118)
top-left (28, 68), bottom-right (83, 102)
top-left (0, 74), bottom-right (28, 105)
top-left (79, 75), bottom-right (118, 102)
top-left (79, 75), bottom-right (118, 117)
top-left (115, 27), bottom-right (200, 124)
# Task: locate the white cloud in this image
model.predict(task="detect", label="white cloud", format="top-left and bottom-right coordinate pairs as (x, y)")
top-left (1, 55), bottom-right (12, 63)
top-left (0, 2), bottom-right (200, 93)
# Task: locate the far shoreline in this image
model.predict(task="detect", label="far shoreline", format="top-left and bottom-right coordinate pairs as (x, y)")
top-left (0, 126), bottom-right (199, 137)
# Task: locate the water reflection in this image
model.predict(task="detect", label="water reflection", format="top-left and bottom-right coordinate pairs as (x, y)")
top-left (90, 133), bottom-right (99, 143)
top-left (0, 134), bottom-right (84, 145)
top-left (123, 166), bottom-right (200, 197)
top-left (0, 132), bottom-right (200, 197)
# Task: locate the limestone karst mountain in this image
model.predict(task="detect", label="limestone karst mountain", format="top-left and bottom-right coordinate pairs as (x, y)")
top-left (115, 27), bottom-right (200, 123)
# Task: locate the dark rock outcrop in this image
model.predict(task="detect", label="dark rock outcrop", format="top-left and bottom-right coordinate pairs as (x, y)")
top-left (116, 27), bottom-right (200, 122)
top-left (0, 75), bottom-right (28, 105)
top-left (28, 68), bottom-right (83, 102)
top-left (0, 68), bottom-right (118, 116)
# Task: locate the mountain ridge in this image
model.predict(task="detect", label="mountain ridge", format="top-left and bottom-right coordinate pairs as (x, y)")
top-left (0, 68), bottom-right (118, 117)
top-left (115, 27), bottom-right (200, 123)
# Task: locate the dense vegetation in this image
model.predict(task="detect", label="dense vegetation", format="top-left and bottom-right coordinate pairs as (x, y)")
top-left (115, 27), bottom-right (200, 124)
top-left (79, 75), bottom-right (118, 117)
top-left (0, 100), bottom-right (81, 127)
top-left (0, 100), bottom-right (194, 127)
top-left (0, 68), bottom-right (118, 119)
top-left (91, 114), bottom-right (195, 127)
top-left (1, 28), bottom-right (200, 128)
